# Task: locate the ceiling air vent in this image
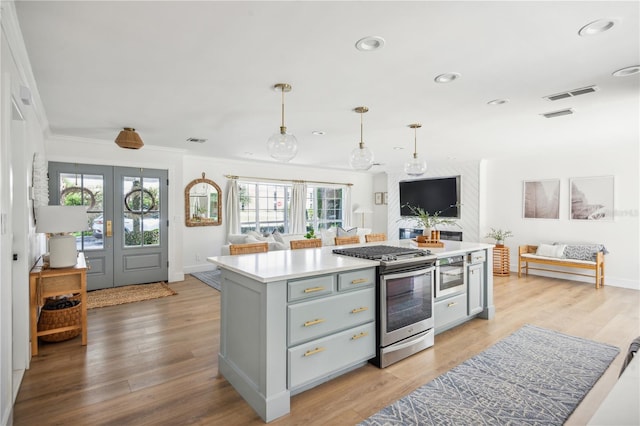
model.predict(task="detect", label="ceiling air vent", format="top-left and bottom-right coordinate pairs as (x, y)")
top-left (544, 85), bottom-right (598, 101)
top-left (186, 137), bottom-right (207, 143)
top-left (541, 108), bottom-right (574, 118)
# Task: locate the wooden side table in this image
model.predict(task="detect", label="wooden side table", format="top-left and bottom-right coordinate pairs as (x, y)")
top-left (493, 245), bottom-right (510, 276)
top-left (29, 252), bottom-right (88, 356)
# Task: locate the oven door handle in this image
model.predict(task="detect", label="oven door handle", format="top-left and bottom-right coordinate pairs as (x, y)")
top-left (382, 266), bottom-right (434, 281)
top-left (384, 330), bottom-right (433, 353)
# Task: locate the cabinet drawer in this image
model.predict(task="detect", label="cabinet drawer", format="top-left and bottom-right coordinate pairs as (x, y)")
top-left (338, 268), bottom-right (375, 291)
top-left (288, 287), bottom-right (375, 346)
top-left (288, 322), bottom-right (375, 389)
top-left (288, 275), bottom-right (335, 302)
top-left (435, 293), bottom-right (467, 330)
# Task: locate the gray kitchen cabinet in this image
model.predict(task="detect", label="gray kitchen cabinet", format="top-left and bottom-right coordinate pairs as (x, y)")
top-left (468, 262), bottom-right (484, 316)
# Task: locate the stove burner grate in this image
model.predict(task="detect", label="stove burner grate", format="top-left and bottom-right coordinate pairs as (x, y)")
top-left (332, 245), bottom-right (426, 260)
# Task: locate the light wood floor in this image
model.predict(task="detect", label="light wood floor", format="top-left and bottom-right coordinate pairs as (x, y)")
top-left (14, 274), bottom-right (639, 425)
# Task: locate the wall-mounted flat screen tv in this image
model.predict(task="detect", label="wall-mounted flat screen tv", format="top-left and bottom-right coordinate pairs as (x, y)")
top-left (399, 176), bottom-right (460, 218)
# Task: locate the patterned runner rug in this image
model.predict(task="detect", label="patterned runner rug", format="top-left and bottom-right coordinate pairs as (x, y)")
top-left (191, 270), bottom-right (221, 291)
top-left (87, 282), bottom-right (176, 309)
top-left (359, 324), bottom-right (619, 426)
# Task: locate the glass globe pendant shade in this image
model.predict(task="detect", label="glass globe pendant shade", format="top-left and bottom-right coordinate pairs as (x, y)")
top-left (267, 128), bottom-right (298, 162)
top-left (349, 143), bottom-right (374, 170)
top-left (404, 154), bottom-right (427, 176)
top-left (267, 83), bottom-right (298, 162)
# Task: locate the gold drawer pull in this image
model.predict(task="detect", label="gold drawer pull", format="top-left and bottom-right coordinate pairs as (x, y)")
top-left (304, 286), bottom-right (325, 293)
top-left (304, 318), bottom-right (325, 327)
top-left (351, 278), bottom-right (368, 285)
top-left (351, 306), bottom-right (369, 314)
top-left (304, 347), bottom-right (326, 357)
top-left (352, 331), bottom-right (369, 340)
top-left (447, 302), bottom-right (458, 308)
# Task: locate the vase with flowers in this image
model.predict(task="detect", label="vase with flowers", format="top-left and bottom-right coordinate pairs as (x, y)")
top-left (484, 228), bottom-right (513, 247)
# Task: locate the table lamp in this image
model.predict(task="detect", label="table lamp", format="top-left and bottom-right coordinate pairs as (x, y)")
top-left (36, 206), bottom-right (89, 268)
top-left (353, 207), bottom-right (372, 228)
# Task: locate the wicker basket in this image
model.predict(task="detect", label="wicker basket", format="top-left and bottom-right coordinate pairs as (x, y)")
top-left (38, 295), bottom-right (82, 342)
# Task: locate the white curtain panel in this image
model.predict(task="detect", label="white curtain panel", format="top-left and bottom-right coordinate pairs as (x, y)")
top-left (226, 178), bottom-right (240, 235)
top-left (290, 181), bottom-right (307, 234)
top-left (343, 185), bottom-right (352, 228)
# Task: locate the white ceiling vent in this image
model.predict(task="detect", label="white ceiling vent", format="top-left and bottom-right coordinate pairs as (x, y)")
top-left (186, 137), bottom-right (207, 143)
top-left (544, 85), bottom-right (598, 101)
top-left (541, 108), bottom-right (574, 118)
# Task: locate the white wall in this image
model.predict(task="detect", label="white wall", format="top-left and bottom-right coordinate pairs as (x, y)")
top-left (483, 152), bottom-right (639, 290)
top-left (181, 155), bottom-right (374, 273)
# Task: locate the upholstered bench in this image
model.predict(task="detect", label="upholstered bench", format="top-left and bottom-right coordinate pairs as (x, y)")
top-left (518, 243), bottom-right (606, 289)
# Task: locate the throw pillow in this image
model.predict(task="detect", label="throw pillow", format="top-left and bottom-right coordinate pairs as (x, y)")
top-left (536, 243), bottom-right (564, 258)
top-left (319, 228), bottom-right (337, 246)
top-left (272, 230), bottom-right (285, 244)
top-left (228, 234), bottom-right (248, 244)
top-left (337, 226), bottom-right (358, 237)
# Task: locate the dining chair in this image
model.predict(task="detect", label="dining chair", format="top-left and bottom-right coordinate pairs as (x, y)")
top-left (334, 235), bottom-right (360, 245)
top-left (229, 242), bottom-right (268, 255)
top-left (365, 233), bottom-right (387, 243)
top-left (290, 239), bottom-right (322, 250)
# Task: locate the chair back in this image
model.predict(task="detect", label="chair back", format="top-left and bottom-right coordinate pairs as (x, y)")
top-left (334, 235), bottom-right (360, 245)
top-left (229, 242), bottom-right (268, 255)
top-left (365, 233), bottom-right (387, 243)
top-left (290, 239), bottom-right (322, 250)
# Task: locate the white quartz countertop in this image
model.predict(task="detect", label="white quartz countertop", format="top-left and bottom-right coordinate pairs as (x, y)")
top-left (207, 240), bottom-right (494, 283)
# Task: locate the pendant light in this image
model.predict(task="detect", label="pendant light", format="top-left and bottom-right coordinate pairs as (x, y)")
top-left (115, 127), bottom-right (144, 149)
top-left (349, 106), bottom-right (374, 170)
top-left (404, 123), bottom-right (427, 176)
top-left (267, 83), bottom-right (298, 162)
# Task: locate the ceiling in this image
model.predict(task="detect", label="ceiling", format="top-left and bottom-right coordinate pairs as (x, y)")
top-left (14, 1), bottom-right (640, 172)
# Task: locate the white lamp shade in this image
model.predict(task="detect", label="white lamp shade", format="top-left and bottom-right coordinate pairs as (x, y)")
top-left (36, 206), bottom-right (89, 233)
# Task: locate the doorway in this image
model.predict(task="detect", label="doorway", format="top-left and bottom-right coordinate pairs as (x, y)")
top-left (48, 162), bottom-right (168, 290)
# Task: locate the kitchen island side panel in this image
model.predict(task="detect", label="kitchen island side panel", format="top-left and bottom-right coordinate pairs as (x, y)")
top-left (218, 269), bottom-right (290, 422)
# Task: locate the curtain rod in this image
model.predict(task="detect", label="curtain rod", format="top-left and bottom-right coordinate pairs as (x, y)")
top-left (224, 174), bottom-right (353, 187)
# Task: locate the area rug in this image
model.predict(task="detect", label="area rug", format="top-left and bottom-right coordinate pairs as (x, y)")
top-left (359, 324), bottom-right (620, 426)
top-left (191, 270), bottom-right (221, 291)
top-left (87, 282), bottom-right (176, 309)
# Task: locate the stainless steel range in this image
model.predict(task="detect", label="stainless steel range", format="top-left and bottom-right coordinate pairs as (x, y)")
top-left (332, 245), bottom-right (437, 368)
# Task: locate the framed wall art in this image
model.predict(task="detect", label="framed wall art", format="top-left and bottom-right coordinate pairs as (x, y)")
top-left (374, 192), bottom-right (383, 205)
top-left (383, 192), bottom-right (388, 205)
top-left (570, 176), bottom-right (614, 220)
top-left (523, 179), bottom-right (560, 219)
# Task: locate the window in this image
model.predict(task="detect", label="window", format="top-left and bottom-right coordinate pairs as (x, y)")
top-left (238, 181), bottom-right (344, 234)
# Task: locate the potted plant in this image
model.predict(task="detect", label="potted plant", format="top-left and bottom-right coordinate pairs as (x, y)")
top-left (484, 228), bottom-right (513, 246)
top-left (402, 204), bottom-right (460, 240)
top-left (304, 227), bottom-right (316, 239)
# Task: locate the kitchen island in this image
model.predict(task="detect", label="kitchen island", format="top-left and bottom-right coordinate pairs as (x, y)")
top-left (207, 240), bottom-right (494, 422)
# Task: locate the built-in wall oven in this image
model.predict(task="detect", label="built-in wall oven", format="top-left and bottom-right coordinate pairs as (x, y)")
top-left (436, 255), bottom-right (466, 300)
top-left (332, 245), bottom-right (437, 368)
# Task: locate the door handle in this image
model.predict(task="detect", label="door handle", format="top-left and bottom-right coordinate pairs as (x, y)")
top-left (106, 220), bottom-right (113, 237)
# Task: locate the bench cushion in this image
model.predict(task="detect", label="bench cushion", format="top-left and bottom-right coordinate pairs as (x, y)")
top-left (521, 253), bottom-right (596, 265)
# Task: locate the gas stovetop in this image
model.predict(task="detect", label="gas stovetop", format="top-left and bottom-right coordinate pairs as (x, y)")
top-left (332, 245), bottom-right (434, 262)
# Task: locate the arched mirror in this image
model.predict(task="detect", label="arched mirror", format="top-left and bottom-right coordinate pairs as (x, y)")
top-left (185, 173), bottom-right (222, 227)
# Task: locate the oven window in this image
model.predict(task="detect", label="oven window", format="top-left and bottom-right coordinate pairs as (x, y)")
top-left (385, 274), bottom-right (432, 333)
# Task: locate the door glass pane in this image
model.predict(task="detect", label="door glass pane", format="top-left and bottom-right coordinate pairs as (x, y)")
top-left (58, 172), bottom-right (104, 250)
top-left (123, 176), bottom-right (160, 247)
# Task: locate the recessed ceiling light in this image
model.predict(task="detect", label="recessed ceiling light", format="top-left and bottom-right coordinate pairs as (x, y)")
top-left (393, 146), bottom-right (404, 150)
top-left (186, 137), bottom-right (207, 143)
top-left (244, 151), bottom-right (254, 156)
top-left (434, 72), bottom-right (461, 83)
top-left (312, 130), bottom-right (325, 136)
top-left (578, 19), bottom-right (616, 36)
top-left (487, 99), bottom-right (509, 105)
top-left (612, 65), bottom-right (640, 77)
top-left (355, 36), bottom-right (385, 52)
